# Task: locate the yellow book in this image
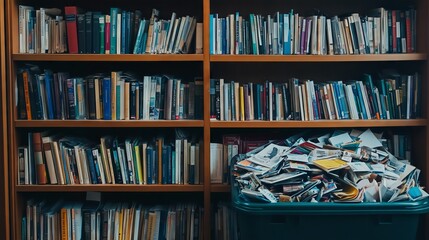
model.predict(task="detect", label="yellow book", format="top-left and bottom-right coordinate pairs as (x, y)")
top-left (118, 206), bottom-right (124, 240)
top-left (134, 145), bottom-right (143, 184)
top-left (239, 86), bottom-right (244, 121)
top-left (60, 208), bottom-right (68, 240)
top-left (312, 158), bottom-right (349, 172)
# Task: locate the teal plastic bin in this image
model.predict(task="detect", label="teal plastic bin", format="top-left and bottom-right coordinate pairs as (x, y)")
top-left (231, 155), bottom-right (429, 240)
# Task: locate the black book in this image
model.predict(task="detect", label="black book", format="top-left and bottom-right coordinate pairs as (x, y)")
top-left (171, 79), bottom-right (177, 120)
top-left (159, 76), bottom-right (167, 120)
top-left (92, 12), bottom-right (101, 54)
top-left (194, 79), bottom-right (203, 120)
top-left (188, 81), bottom-right (195, 119)
top-left (77, 13), bottom-right (86, 53)
top-left (215, 79), bottom-right (221, 120)
top-left (16, 69), bottom-right (27, 119)
top-left (85, 11), bottom-right (93, 53)
top-left (66, 78), bottom-right (76, 119)
top-left (52, 73), bottom-right (62, 119)
top-left (209, 79), bottom-right (216, 119)
top-left (132, 10), bottom-right (142, 48)
top-left (138, 80), bottom-right (144, 120)
top-left (32, 74), bottom-right (44, 120)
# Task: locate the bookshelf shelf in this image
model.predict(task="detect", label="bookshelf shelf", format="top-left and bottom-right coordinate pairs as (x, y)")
top-left (15, 185), bottom-right (205, 192)
top-left (210, 119), bottom-right (428, 128)
top-left (12, 54), bottom-right (204, 62)
top-left (211, 184), bottom-right (230, 193)
top-left (210, 53), bottom-right (427, 62)
top-left (14, 120), bottom-right (204, 128)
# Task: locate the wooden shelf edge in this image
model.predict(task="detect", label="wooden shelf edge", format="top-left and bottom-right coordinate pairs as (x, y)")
top-left (211, 184), bottom-right (231, 193)
top-left (210, 53), bottom-right (427, 62)
top-left (210, 119), bottom-right (428, 128)
top-left (14, 120), bottom-right (204, 128)
top-left (15, 184), bottom-right (205, 192)
top-left (12, 54), bottom-right (204, 62)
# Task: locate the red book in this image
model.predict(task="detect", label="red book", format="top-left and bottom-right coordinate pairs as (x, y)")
top-left (33, 132), bottom-right (47, 184)
top-left (64, 6), bottom-right (79, 54)
top-left (105, 15), bottom-right (111, 54)
top-left (391, 10), bottom-right (397, 53)
top-left (405, 10), bottom-right (412, 53)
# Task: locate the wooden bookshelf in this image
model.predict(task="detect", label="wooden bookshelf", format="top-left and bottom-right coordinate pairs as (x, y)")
top-left (16, 185), bottom-right (205, 192)
top-left (0, 0), bottom-right (9, 238)
top-left (14, 120), bottom-right (205, 128)
top-left (12, 53), bottom-right (204, 62)
top-left (4, 0), bottom-right (429, 239)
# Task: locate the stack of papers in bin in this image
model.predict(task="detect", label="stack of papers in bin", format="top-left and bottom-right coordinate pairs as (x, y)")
top-left (233, 129), bottom-right (429, 203)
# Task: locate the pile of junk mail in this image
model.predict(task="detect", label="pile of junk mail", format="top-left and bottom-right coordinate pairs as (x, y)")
top-left (233, 129), bottom-right (429, 203)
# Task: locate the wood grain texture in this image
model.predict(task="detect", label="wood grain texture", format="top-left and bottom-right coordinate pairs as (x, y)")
top-left (0, 0), bottom-right (9, 238)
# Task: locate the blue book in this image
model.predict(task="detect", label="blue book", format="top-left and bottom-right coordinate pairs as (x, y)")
top-left (111, 139), bottom-right (123, 183)
top-left (166, 145), bottom-right (172, 184)
top-left (283, 13), bottom-right (291, 55)
top-left (43, 70), bottom-right (55, 119)
top-left (140, 20), bottom-right (149, 54)
top-left (355, 83), bottom-right (368, 119)
top-left (249, 14), bottom-right (257, 54)
top-left (256, 84), bottom-right (262, 120)
top-left (161, 145), bottom-right (168, 184)
top-left (133, 20), bottom-right (145, 54)
top-left (363, 74), bottom-right (379, 118)
top-left (65, 78), bottom-right (76, 120)
top-left (209, 14), bottom-right (214, 54)
top-left (222, 18), bottom-right (227, 54)
top-left (91, 148), bottom-right (102, 184)
top-left (85, 148), bottom-right (97, 184)
top-left (102, 77), bottom-right (111, 120)
top-left (172, 149), bottom-right (176, 184)
top-left (337, 82), bottom-right (350, 119)
top-left (110, 8), bottom-right (120, 54)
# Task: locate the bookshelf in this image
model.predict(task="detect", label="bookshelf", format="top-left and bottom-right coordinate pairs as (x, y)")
top-left (3, 0), bottom-right (429, 240)
top-left (1, 0), bottom-right (10, 238)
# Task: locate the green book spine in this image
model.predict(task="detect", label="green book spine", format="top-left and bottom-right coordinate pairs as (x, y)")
top-left (110, 8), bottom-right (119, 54)
top-left (100, 16), bottom-right (105, 54)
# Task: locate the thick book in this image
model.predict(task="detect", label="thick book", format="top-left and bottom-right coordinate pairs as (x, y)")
top-left (33, 132), bottom-right (47, 184)
top-left (64, 6), bottom-right (79, 53)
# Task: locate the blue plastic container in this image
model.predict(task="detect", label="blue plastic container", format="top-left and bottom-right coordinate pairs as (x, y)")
top-left (231, 155), bottom-right (429, 240)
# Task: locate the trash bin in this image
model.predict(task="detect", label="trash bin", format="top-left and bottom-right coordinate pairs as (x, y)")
top-left (231, 154), bottom-right (429, 240)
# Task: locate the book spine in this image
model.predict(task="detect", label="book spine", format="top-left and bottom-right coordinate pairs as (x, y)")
top-left (64, 6), bottom-right (79, 53)
top-left (105, 15), bottom-right (111, 54)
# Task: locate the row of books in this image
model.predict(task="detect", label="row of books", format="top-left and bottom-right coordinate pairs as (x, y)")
top-left (210, 8), bottom-right (417, 55)
top-left (210, 130), bottom-right (411, 184)
top-left (24, 199), bottom-right (202, 240)
top-left (19, 6), bottom-right (202, 54)
top-left (17, 65), bottom-right (204, 120)
top-left (213, 202), bottom-right (237, 240)
top-left (209, 72), bottom-right (421, 121)
top-left (18, 131), bottom-right (202, 185)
